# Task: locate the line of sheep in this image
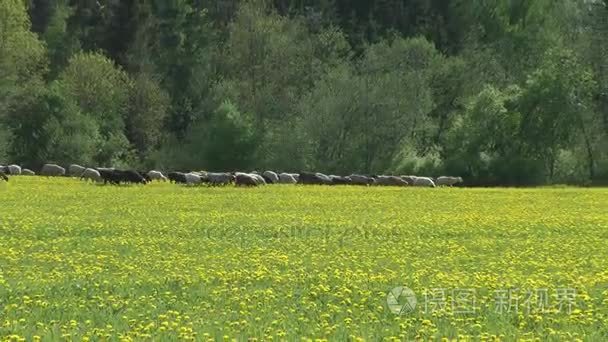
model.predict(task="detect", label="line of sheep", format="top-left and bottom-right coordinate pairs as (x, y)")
top-left (0, 163), bottom-right (464, 187)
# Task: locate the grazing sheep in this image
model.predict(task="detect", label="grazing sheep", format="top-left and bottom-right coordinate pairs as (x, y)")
top-left (235, 172), bottom-right (260, 186)
top-left (7, 164), bottom-right (21, 175)
top-left (40, 163), bottom-right (65, 177)
top-left (251, 173), bottom-right (267, 185)
top-left (0, 170), bottom-right (8, 182)
top-left (137, 171), bottom-right (152, 183)
top-left (207, 172), bottom-right (235, 185)
top-left (436, 176), bottom-right (463, 187)
top-left (80, 168), bottom-right (102, 182)
top-left (298, 172), bottom-right (332, 185)
top-left (316, 173), bottom-right (333, 184)
top-left (96, 168), bottom-right (119, 184)
top-left (278, 173), bottom-right (297, 184)
top-left (330, 175), bottom-right (352, 185)
top-left (97, 169), bottom-right (147, 185)
top-left (288, 173), bottom-right (299, 181)
top-left (168, 172), bottom-right (188, 184)
top-left (21, 169), bottom-right (35, 176)
top-left (68, 164), bottom-right (86, 177)
top-left (413, 176), bottom-right (436, 187)
top-left (186, 171), bottom-right (206, 182)
top-left (374, 175), bottom-right (408, 187)
top-left (184, 173), bottom-right (203, 185)
top-left (147, 170), bottom-right (168, 182)
top-left (400, 175), bottom-right (417, 185)
top-left (262, 171), bottom-right (279, 184)
top-left (349, 174), bottom-right (374, 186)
top-left (120, 170), bottom-right (148, 184)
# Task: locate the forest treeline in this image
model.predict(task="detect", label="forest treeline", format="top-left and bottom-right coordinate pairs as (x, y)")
top-left (1, 0), bottom-right (607, 185)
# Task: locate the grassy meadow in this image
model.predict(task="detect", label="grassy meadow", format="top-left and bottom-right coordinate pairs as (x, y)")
top-left (0, 177), bottom-right (607, 341)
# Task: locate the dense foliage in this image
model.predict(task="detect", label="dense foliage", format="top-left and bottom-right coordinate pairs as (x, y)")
top-left (2, 0), bottom-right (608, 184)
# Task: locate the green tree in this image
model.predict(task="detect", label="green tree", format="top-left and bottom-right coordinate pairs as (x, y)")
top-left (43, 0), bottom-right (80, 77)
top-left (162, 100), bottom-right (257, 171)
top-left (126, 0), bottom-right (215, 138)
top-left (443, 85), bottom-right (539, 185)
top-left (516, 49), bottom-right (596, 181)
top-left (201, 100), bottom-right (257, 171)
top-left (56, 52), bottom-right (133, 165)
top-left (0, 0), bottom-right (47, 163)
top-left (10, 85), bottom-right (100, 168)
top-left (299, 36), bottom-right (439, 174)
top-left (216, 0), bottom-right (349, 168)
top-left (126, 71), bottom-right (170, 161)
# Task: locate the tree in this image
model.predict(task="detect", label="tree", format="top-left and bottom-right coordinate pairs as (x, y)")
top-left (443, 85), bottom-right (543, 185)
top-left (0, 0), bottom-right (47, 111)
top-left (161, 100), bottom-right (257, 171)
top-left (42, 0), bottom-right (80, 77)
top-left (516, 49), bottom-right (596, 180)
top-left (126, 71), bottom-right (170, 161)
top-left (56, 52), bottom-right (133, 165)
top-left (575, 0), bottom-right (608, 182)
top-left (299, 36), bottom-right (439, 174)
top-left (126, 0), bottom-right (216, 138)
top-left (216, 0), bottom-right (349, 168)
top-left (201, 100), bottom-right (257, 171)
top-left (0, 0), bottom-right (47, 163)
top-left (10, 85), bottom-right (100, 168)
top-left (453, 0), bottom-right (560, 81)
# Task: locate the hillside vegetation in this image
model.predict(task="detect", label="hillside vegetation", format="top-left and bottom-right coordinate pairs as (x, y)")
top-left (1, 1), bottom-right (608, 185)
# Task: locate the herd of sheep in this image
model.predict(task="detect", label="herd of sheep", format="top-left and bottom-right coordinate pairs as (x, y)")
top-left (0, 163), bottom-right (464, 188)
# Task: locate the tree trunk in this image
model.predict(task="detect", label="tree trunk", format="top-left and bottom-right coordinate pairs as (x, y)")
top-left (580, 120), bottom-right (596, 182)
top-left (584, 137), bottom-right (595, 182)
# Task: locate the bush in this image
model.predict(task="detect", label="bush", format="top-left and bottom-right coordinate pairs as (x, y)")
top-left (390, 146), bottom-right (443, 176)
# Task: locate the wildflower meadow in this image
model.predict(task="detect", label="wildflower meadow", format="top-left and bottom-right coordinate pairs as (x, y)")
top-left (0, 177), bottom-right (607, 340)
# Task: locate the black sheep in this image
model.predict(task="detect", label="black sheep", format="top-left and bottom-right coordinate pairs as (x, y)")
top-left (167, 172), bottom-right (188, 184)
top-left (96, 169), bottom-right (147, 185)
top-left (298, 172), bottom-right (333, 185)
top-left (119, 170), bottom-right (147, 184)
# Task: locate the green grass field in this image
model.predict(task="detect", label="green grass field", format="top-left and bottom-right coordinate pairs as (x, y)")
top-left (0, 177), bottom-right (607, 341)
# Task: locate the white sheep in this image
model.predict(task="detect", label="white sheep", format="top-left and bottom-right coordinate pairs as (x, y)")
top-left (7, 164), bottom-right (21, 175)
top-left (400, 175), bottom-right (417, 185)
top-left (147, 170), bottom-right (168, 181)
top-left (207, 172), bottom-right (234, 185)
top-left (40, 163), bottom-right (65, 177)
top-left (374, 175), bottom-right (408, 187)
top-left (278, 173), bottom-right (297, 184)
top-left (68, 164), bottom-right (86, 177)
top-left (251, 173), bottom-right (267, 185)
top-left (413, 176), bottom-right (436, 187)
top-left (263, 170), bottom-right (279, 183)
top-left (185, 173), bottom-right (203, 185)
top-left (235, 172), bottom-right (260, 186)
top-left (436, 176), bottom-right (463, 187)
top-left (80, 168), bottom-right (102, 182)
